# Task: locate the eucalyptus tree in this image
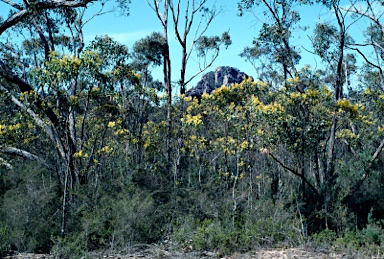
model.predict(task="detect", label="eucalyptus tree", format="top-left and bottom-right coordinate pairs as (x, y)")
top-left (237, 0), bottom-right (384, 232)
top-left (0, 0), bottom-right (100, 184)
top-left (237, 0), bottom-right (358, 230)
top-left (237, 0), bottom-right (326, 213)
top-left (143, 0), bottom-right (231, 178)
top-left (292, 0), bottom-right (384, 228)
top-left (145, 0), bottom-right (231, 95)
top-left (340, 0), bottom-right (384, 92)
top-left (168, 0), bottom-right (231, 95)
top-left (0, 0), bottom-right (142, 240)
top-left (238, 0), bottom-right (302, 87)
top-left (333, 0), bottom-right (384, 205)
top-left (309, 0), bottom-right (349, 229)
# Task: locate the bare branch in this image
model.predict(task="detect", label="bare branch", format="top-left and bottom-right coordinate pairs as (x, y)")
top-left (1, 0), bottom-right (23, 9)
top-left (0, 60), bottom-right (62, 127)
top-left (347, 44), bottom-right (384, 91)
top-left (168, 0), bottom-right (184, 46)
top-left (82, 1), bottom-right (116, 27)
top-left (185, 49), bottom-right (218, 86)
top-left (146, 0), bottom-right (166, 28)
top-left (188, 6), bottom-right (217, 62)
top-left (0, 146), bottom-right (55, 171)
top-left (347, 46), bottom-right (381, 70)
top-left (0, 9), bottom-right (28, 36)
top-left (343, 138), bottom-right (384, 203)
top-left (371, 40), bottom-right (384, 58)
top-left (268, 151), bottom-right (320, 197)
top-left (0, 0), bottom-right (95, 36)
top-left (0, 157), bottom-right (13, 169)
top-left (340, 3), bottom-right (384, 34)
top-left (0, 84), bottom-right (67, 159)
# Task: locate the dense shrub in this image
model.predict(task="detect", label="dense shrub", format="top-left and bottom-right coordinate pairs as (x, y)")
top-left (0, 162), bottom-right (60, 255)
top-left (172, 198), bottom-right (305, 254)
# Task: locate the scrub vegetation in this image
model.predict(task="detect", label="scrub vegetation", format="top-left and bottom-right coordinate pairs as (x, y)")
top-left (0, 0), bottom-right (384, 258)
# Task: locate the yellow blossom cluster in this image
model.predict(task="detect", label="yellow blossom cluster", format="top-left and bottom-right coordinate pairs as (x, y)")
top-left (114, 129), bottom-right (129, 136)
top-left (143, 139), bottom-right (151, 149)
top-left (251, 95), bottom-right (261, 106)
top-left (336, 129), bottom-right (360, 141)
top-left (289, 92), bottom-right (305, 100)
top-left (337, 99), bottom-right (360, 116)
top-left (8, 123), bottom-right (21, 131)
top-left (91, 87), bottom-right (101, 95)
top-left (100, 145), bottom-right (113, 154)
top-left (0, 124), bottom-right (6, 134)
top-left (201, 93), bottom-right (210, 100)
top-left (220, 170), bottom-right (244, 181)
top-left (186, 98), bottom-right (200, 113)
top-left (74, 150), bottom-right (89, 158)
top-left (250, 95), bottom-right (285, 115)
top-left (239, 141), bottom-right (249, 150)
top-left (80, 50), bottom-right (102, 68)
top-left (364, 88), bottom-right (373, 95)
top-left (19, 90), bottom-right (38, 101)
top-left (69, 95), bottom-right (79, 105)
top-left (305, 88), bottom-right (320, 98)
top-left (181, 114), bottom-right (203, 126)
top-left (48, 52), bottom-right (83, 76)
top-left (286, 76), bottom-right (300, 85)
top-left (260, 102), bottom-right (285, 114)
top-left (212, 85), bottom-right (230, 97)
top-left (378, 125), bottom-right (384, 136)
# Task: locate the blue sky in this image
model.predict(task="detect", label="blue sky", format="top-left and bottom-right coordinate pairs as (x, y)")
top-left (82, 0), bottom-right (328, 88)
top-left (82, 0), bottom-right (270, 87)
top-left (0, 0), bottom-right (375, 90)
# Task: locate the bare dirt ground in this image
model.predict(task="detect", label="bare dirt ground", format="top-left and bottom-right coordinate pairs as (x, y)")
top-left (4, 247), bottom-right (353, 259)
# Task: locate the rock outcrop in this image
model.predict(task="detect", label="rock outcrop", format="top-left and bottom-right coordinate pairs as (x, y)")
top-left (185, 66), bottom-right (252, 98)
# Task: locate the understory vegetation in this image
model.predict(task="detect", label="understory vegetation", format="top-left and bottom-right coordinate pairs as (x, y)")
top-left (1, 0), bottom-right (384, 258)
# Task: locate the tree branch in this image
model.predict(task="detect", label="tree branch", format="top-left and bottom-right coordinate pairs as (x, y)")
top-left (0, 84), bottom-right (67, 159)
top-left (343, 138), bottom-right (384, 204)
top-left (347, 45), bottom-right (384, 91)
top-left (0, 0), bottom-right (95, 36)
top-left (1, 0), bottom-right (23, 9)
top-left (340, 3), bottom-right (384, 34)
top-left (0, 60), bottom-right (62, 130)
top-left (0, 157), bottom-right (13, 169)
top-left (0, 146), bottom-right (55, 171)
top-left (268, 151), bottom-right (320, 197)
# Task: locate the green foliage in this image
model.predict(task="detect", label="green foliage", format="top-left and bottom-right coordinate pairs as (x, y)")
top-left (172, 199), bottom-right (304, 254)
top-left (312, 23), bottom-right (338, 60)
top-left (132, 32), bottom-right (166, 68)
top-left (2, 1), bottom-right (384, 258)
top-left (195, 32), bottom-right (232, 57)
top-left (0, 162), bottom-right (60, 254)
top-left (51, 181), bottom-right (161, 258)
top-left (309, 227), bottom-right (384, 258)
top-left (361, 209), bottom-right (384, 246)
top-left (308, 209), bottom-right (384, 257)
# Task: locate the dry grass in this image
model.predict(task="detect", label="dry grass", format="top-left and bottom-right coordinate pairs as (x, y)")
top-left (4, 248), bottom-right (355, 259)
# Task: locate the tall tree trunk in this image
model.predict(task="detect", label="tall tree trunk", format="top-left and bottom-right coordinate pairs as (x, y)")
top-left (162, 0), bottom-right (172, 176)
top-left (324, 0), bottom-right (345, 228)
top-left (180, 46), bottom-right (187, 95)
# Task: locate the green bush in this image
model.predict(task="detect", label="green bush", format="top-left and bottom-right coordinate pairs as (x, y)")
top-left (172, 198), bottom-right (305, 254)
top-left (51, 181), bottom-right (162, 258)
top-left (308, 213), bottom-right (384, 258)
top-left (0, 162), bottom-right (60, 254)
top-left (361, 209), bottom-right (384, 246)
